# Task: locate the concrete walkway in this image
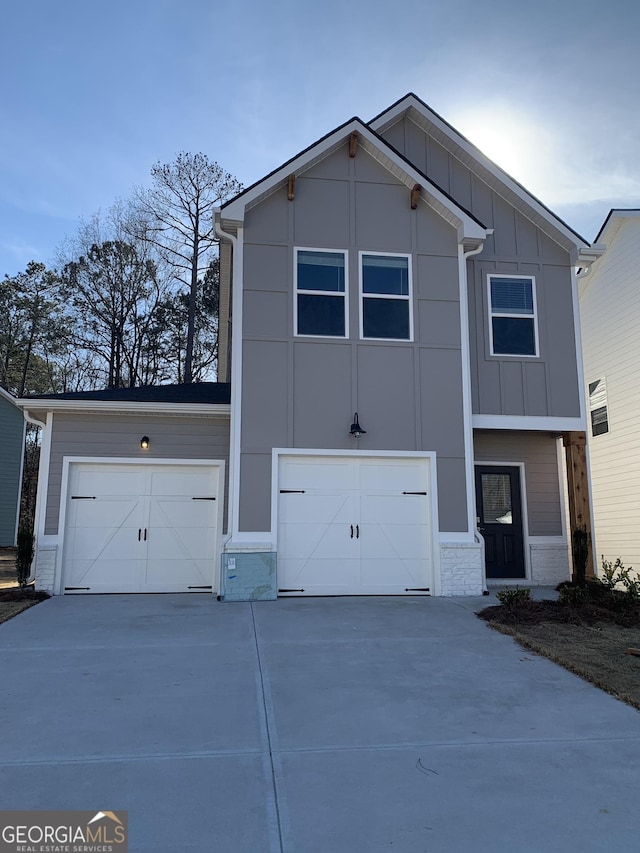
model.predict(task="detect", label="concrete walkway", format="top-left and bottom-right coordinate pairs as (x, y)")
top-left (0, 594), bottom-right (638, 852)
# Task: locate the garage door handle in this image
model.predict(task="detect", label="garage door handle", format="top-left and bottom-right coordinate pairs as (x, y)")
top-left (138, 528), bottom-right (141, 541)
top-left (356, 524), bottom-right (359, 539)
top-left (144, 528), bottom-right (147, 541)
top-left (350, 524), bottom-right (354, 538)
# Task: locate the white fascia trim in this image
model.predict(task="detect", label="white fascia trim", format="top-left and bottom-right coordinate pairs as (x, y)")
top-left (55, 456), bottom-right (227, 596)
top-left (472, 415), bottom-right (585, 431)
top-left (369, 96), bottom-right (590, 253)
top-left (16, 400), bottom-right (230, 417)
top-left (220, 120), bottom-right (488, 242)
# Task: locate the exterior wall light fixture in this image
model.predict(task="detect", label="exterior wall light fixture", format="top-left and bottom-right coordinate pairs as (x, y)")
top-left (349, 413), bottom-right (366, 438)
top-left (140, 436), bottom-right (150, 449)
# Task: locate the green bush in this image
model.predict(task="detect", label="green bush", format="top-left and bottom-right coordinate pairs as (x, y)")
top-left (600, 556), bottom-right (640, 599)
top-left (558, 585), bottom-right (590, 607)
top-left (496, 587), bottom-right (532, 609)
top-left (16, 528), bottom-right (34, 588)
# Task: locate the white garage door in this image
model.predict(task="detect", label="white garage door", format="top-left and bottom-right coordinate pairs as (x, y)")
top-left (62, 463), bottom-right (221, 593)
top-left (278, 455), bottom-right (433, 595)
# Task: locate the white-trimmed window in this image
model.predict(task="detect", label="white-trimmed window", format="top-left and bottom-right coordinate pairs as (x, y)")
top-left (295, 248), bottom-right (347, 338)
top-left (360, 252), bottom-right (412, 340)
top-left (488, 274), bottom-right (539, 357)
top-left (589, 378), bottom-right (609, 436)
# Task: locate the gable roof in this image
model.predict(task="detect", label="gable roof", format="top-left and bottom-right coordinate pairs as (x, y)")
top-left (593, 208), bottom-right (640, 244)
top-left (220, 116), bottom-right (489, 248)
top-left (369, 93), bottom-right (594, 259)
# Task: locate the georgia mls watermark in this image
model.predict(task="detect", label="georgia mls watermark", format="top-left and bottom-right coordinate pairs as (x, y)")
top-left (0, 811), bottom-right (127, 853)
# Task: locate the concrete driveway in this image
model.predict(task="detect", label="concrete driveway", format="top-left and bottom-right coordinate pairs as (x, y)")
top-left (0, 594), bottom-right (638, 852)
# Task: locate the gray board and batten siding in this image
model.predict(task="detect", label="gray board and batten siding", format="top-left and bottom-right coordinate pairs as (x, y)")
top-left (380, 116), bottom-right (581, 419)
top-left (473, 430), bottom-right (563, 537)
top-left (238, 144), bottom-right (469, 534)
top-left (43, 413), bottom-right (230, 535)
top-left (0, 393), bottom-right (25, 545)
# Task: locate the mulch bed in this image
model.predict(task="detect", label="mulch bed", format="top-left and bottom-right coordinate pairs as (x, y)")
top-left (0, 588), bottom-right (50, 625)
top-left (478, 586), bottom-right (640, 710)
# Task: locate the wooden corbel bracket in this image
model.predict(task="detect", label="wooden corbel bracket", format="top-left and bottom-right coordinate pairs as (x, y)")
top-left (287, 174), bottom-right (296, 201)
top-left (411, 184), bottom-right (421, 210)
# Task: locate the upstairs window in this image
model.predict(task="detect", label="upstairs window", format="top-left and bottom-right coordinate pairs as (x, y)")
top-left (589, 378), bottom-right (609, 436)
top-left (360, 253), bottom-right (412, 340)
top-left (488, 275), bottom-right (538, 356)
top-left (295, 249), bottom-right (347, 338)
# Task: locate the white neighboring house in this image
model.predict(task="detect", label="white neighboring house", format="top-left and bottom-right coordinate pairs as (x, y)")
top-left (579, 209), bottom-right (640, 577)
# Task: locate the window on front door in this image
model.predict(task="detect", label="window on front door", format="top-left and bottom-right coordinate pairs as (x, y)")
top-left (295, 249), bottom-right (347, 337)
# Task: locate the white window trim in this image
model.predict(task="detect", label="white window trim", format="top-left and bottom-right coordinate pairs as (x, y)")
top-left (487, 273), bottom-right (539, 358)
top-left (294, 247), bottom-right (349, 339)
top-left (359, 250), bottom-right (414, 342)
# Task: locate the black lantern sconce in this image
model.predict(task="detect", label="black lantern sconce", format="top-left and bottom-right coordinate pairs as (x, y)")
top-left (140, 436), bottom-right (150, 450)
top-left (349, 413), bottom-right (366, 438)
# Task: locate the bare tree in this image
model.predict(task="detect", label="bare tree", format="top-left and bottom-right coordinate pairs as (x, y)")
top-left (132, 153), bottom-right (241, 383)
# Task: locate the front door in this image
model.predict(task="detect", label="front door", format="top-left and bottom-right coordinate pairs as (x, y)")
top-left (475, 465), bottom-right (526, 579)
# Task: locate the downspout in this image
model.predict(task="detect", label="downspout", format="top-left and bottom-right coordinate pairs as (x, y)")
top-left (459, 238), bottom-right (491, 592)
top-left (215, 217), bottom-right (243, 542)
top-left (21, 409), bottom-right (47, 585)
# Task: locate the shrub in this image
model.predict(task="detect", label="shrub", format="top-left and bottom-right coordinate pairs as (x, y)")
top-left (496, 587), bottom-right (532, 609)
top-left (600, 556), bottom-right (640, 598)
top-left (15, 528), bottom-right (34, 588)
top-left (558, 585), bottom-right (590, 607)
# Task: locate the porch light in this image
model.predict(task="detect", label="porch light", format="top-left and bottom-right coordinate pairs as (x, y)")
top-left (349, 413), bottom-right (366, 438)
top-left (140, 436), bottom-right (150, 449)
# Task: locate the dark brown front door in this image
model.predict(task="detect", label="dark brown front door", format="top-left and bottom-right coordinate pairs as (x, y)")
top-left (475, 466), bottom-right (526, 579)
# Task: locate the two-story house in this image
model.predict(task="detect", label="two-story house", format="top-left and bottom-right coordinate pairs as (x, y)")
top-left (21, 94), bottom-right (600, 597)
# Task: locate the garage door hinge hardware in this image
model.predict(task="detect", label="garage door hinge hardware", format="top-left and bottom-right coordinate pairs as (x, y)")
top-left (65, 587), bottom-right (90, 590)
top-left (405, 588), bottom-right (430, 592)
top-left (188, 585), bottom-right (213, 589)
top-left (403, 491), bottom-right (427, 495)
top-left (71, 495), bottom-right (96, 500)
top-left (192, 496), bottom-right (216, 500)
top-left (280, 489), bottom-right (306, 493)
top-left (279, 588), bottom-right (305, 592)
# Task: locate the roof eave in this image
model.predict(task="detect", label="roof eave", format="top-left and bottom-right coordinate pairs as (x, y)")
top-left (16, 400), bottom-right (231, 417)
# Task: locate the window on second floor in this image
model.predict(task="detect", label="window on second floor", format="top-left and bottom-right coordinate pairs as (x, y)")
top-left (589, 378), bottom-right (609, 436)
top-left (488, 275), bottom-right (539, 357)
top-left (295, 249), bottom-right (347, 338)
top-left (360, 253), bottom-right (412, 340)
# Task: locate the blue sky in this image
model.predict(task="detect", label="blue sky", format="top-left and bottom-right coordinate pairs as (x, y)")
top-left (1, 0), bottom-right (639, 277)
